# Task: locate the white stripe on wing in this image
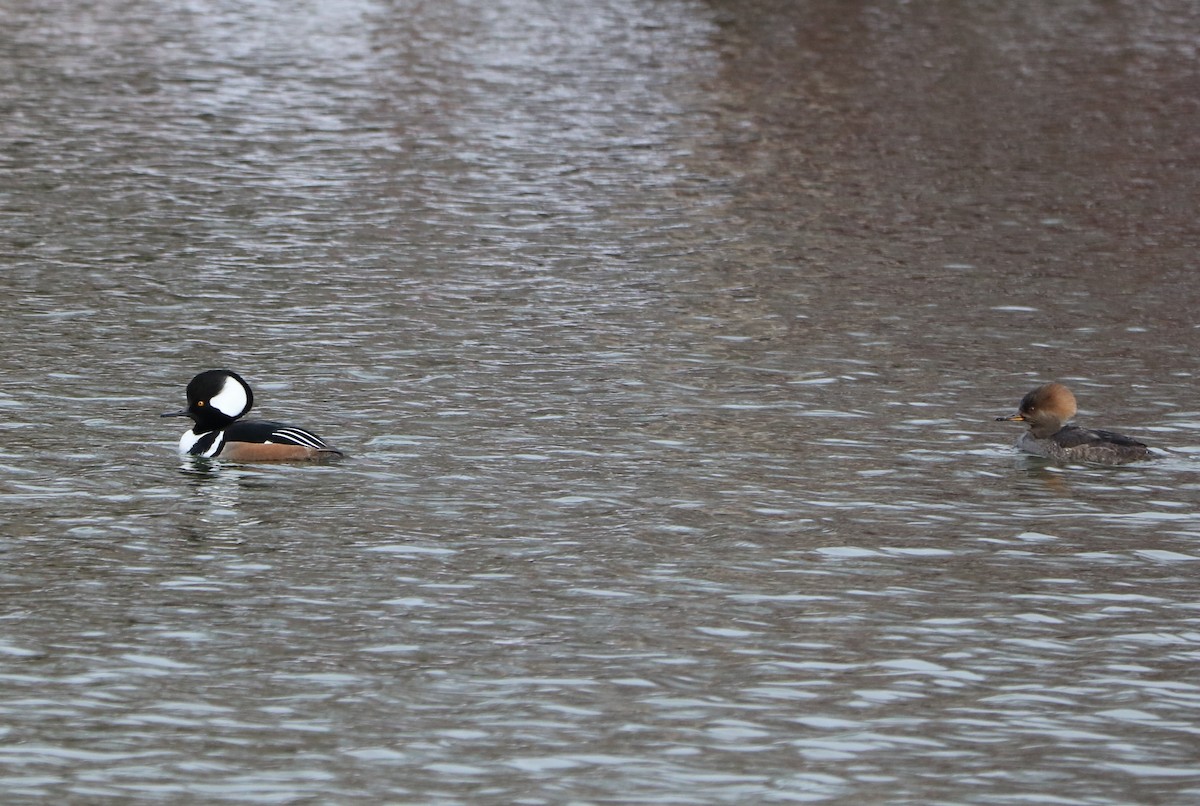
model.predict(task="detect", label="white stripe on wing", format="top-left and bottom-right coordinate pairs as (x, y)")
top-left (271, 427), bottom-right (328, 450)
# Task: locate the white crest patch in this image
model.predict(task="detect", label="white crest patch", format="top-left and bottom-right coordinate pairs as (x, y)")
top-left (210, 376), bottom-right (250, 418)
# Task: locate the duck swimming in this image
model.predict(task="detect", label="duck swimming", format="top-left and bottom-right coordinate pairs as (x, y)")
top-left (163, 369), bottom-right (344, 462)
top-left (996, 382), bottom-right (1150, 465)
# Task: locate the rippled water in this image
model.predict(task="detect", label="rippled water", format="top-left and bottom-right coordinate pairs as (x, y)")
top-left (3, 0), bottom-right (1200, 802)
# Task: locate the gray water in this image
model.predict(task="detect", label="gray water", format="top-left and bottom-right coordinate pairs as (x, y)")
top-left (3, 0), bottom-right (1200, 803)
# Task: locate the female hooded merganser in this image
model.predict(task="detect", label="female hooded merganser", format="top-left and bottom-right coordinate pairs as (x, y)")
top-left (996, 382), bottom-right (1150, 465)
top-left (162, 369), bottom-right (343, 461)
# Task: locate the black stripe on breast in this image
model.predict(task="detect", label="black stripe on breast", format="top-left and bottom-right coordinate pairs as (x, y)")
top-left (189, 431), bottom-right (222, 457)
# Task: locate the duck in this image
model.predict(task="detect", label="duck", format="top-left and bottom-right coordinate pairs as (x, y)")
top-left (996, 382), bottom-right (1150, 465)
top-left (163, 369), bottom-right (343, 461)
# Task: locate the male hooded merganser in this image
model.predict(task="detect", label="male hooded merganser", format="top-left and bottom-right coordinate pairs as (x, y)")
top-left (162, 369), bottom-right (343, 461)
top-left (996, 382), bottom-right (1150, 465)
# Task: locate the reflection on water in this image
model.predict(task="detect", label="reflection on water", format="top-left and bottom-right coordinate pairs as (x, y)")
top-left (2, 0), bottom-right (1200, 802)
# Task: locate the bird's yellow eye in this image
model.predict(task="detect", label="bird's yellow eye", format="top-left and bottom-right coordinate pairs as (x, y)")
top-left (197, 400), bottom-right (205, 406)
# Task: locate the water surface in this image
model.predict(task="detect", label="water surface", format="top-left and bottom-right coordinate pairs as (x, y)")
top-left (3, 0), bottom-right (1200, 802)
